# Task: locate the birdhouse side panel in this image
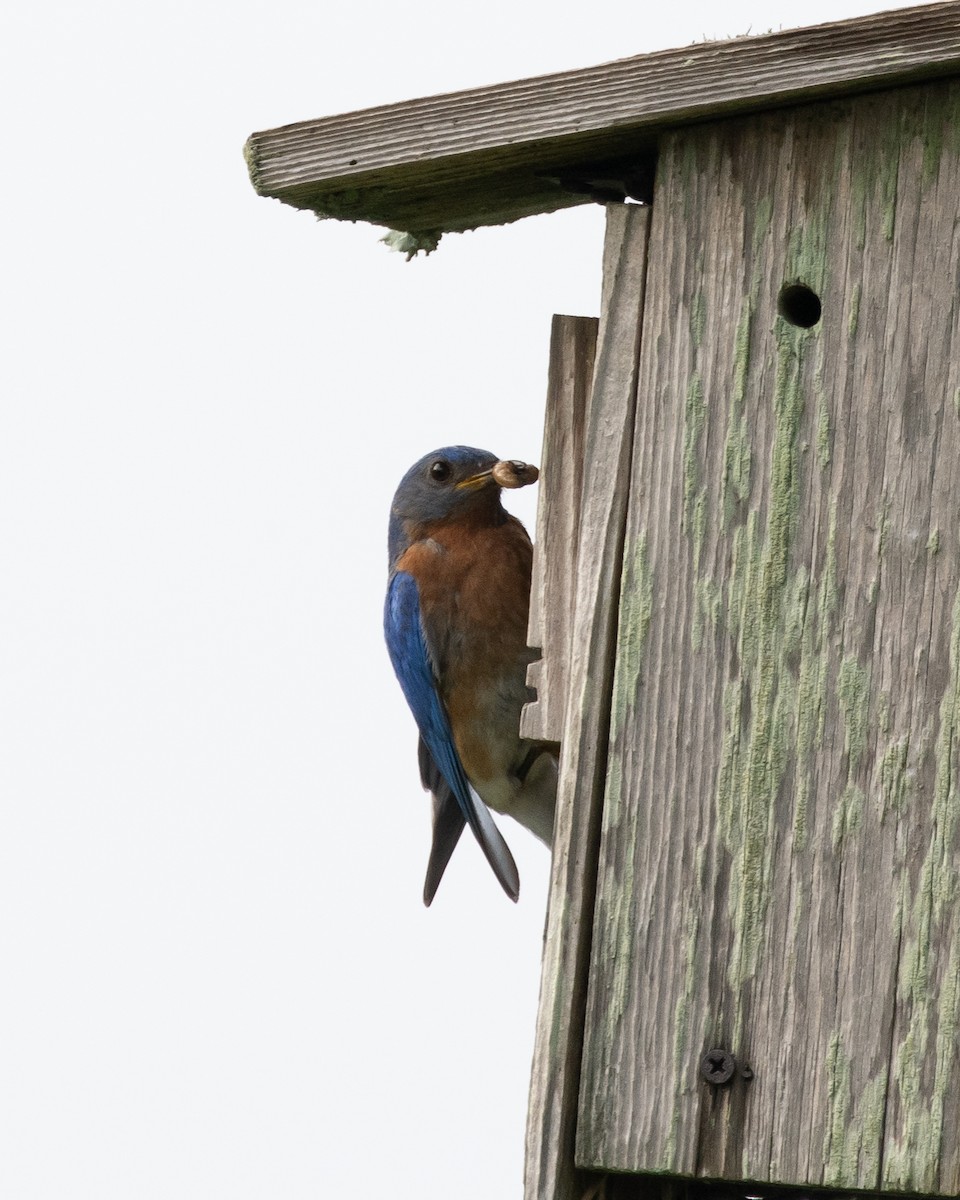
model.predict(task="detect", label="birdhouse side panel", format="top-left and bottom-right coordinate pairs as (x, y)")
top-left (522, 313), bottom-right (598, 747)
top-left (576, 79), bottom-right (960, 1194)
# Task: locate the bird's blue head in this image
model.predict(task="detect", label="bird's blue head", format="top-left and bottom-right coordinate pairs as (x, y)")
top-left (387, 445), bottom-right (539, 569)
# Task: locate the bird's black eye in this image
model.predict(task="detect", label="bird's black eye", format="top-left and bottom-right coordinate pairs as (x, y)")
top-left (429, 460), bottom-right (452, 483)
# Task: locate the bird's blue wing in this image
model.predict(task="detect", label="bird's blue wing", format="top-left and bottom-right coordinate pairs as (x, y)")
top-left (384, 570), bottom-right (519, 902)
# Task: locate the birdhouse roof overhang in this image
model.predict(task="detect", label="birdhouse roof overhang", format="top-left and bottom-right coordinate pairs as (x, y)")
top-left (245, 1), bottom-right (960, 236)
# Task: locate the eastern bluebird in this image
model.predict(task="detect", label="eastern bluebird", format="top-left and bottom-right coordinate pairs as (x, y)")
top-left (384, 446), bottom-right (558, 904)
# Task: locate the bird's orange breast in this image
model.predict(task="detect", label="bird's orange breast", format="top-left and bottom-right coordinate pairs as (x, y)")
top-left (396, 514), bottom-right (534, 783)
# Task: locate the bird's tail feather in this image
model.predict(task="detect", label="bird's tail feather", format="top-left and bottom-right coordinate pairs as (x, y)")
top-left (418, 737), bottom-right (519, 903)
top-left (423, 789), bottom-right (467, 906)
top-left (465, 784), bottom-right (520, 902)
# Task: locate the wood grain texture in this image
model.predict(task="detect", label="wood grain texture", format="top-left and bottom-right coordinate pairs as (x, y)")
top-left (522, 314), bottom-right (598, 746)
top-left (576, 79), bottom-right (960, 1194)
top-left (244, 2), bottom-right (960, 233)
top-left (524, 205), bottom-right (650, 1200)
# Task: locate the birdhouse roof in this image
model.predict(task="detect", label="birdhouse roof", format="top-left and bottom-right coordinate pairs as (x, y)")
top-left (245, 0), bottom-right (960, 236)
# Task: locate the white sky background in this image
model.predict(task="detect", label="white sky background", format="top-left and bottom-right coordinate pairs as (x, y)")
top-left (0, 1), bottom-right (939, 1196)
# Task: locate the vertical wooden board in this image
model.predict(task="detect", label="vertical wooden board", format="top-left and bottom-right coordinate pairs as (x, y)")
top-left (522, 313), bottom-right (598, 745)
top-left (879, 82), bottom-right (960, 1198)
top-left (575, 80), bottom-right (960, 1193)
top-left (525, 205), bottom-right (650, 1200)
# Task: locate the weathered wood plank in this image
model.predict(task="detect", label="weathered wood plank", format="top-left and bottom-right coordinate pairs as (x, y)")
top-left (524, 204), bottom-right (650, 1200)
top-left (522, 314), bottom-right (598, 746)
top-left (576, 78), bottom-right (960, 1193)
top-left (245, 2), bottom-right (960, 233)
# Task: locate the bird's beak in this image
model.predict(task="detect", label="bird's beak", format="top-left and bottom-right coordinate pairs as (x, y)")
top-left (455, 469), bottom-right (495, 491)
top-left (456, 460), bottom-right (539, 491)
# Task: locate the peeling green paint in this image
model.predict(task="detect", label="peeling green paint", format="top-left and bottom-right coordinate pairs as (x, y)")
top-left (733, 300), bottom-right (752, 407)
top-left (794, 504), bottom-right (837, 849)
top-left (683, 371), bottom-right (706, 531)
top-left (852, 1074), bottom-right (887, 1184)
top-left (815, 345), bottom-right (831, 470)
top-left (610, 533), bottom-right (653, 747)
top-left (723, 415), bottom-right (753, 523)
top-left (722, 301), bottom-right (754, 522)
top-left (603, 747), bottom-right (624, 826)
top-left (876, 496), bottom-right (891, 564)
top-left (820, 501), bottom-right (838, 621)
top-left (928, 527), bottom-right (941, 556)
top-left (838, 655), bottom-right (871, 773)
top-left (823, 1034), bottom-right (886, 1187)
top-left (817, 498), bottom-right (839, 651)
top-left (693, 576), bottom-right (721, 652)
top-left (847, 280), bottom-right (862, 340)
top-left (876, 735), bottom-right (911, 819)
top-left (878, 689), bottom-right (892, 738)
top-left (787, 209), bottom-right (830, 295)
top-left (689, 289), bottom-right (706, 349)
top-left (692, 488), bottom-right (707, 572)
top-left (725, 512), bottom-right (762, 655)
top-left (763, 326), bottom-right (807, 620)
top-left (716, 676), bottom-right (746, 851)
top-left (782, 567), bottom-right (810, 665)
top-left (905, 856), bottom-right (938, 1007)
top-left (832, 782), bottom-right (865, 852)
top-left (824, 1032), bottom-right (850, 1179)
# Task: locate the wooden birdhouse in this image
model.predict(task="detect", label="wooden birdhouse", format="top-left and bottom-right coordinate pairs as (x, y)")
top-left (246, 4), bottom-right (960, 1197)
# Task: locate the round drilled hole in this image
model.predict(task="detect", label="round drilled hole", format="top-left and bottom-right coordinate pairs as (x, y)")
top-left (778, 282), bottom-right (822, 328)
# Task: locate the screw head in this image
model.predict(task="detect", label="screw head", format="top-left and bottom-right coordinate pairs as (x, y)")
top-left (700, 1048), bottom-right (736, 1085)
